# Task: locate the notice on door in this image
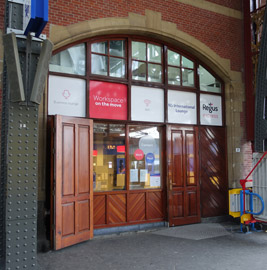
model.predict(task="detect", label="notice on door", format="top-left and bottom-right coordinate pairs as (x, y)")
top-left (89, 81), bottom-right (127, 120)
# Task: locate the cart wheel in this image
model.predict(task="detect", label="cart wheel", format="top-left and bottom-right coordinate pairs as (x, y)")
top-left (242, 225), bottom-right (249, 233)
top-left (255, 223), bottom-right (263, 231)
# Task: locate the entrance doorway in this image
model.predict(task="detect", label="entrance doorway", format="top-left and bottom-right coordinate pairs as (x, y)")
top-left (167, 126), bottom-right (200, 226)
top-left (53, 115), bottom-right (94, 250)
top-left (52, 119), bottom-right (210, 249)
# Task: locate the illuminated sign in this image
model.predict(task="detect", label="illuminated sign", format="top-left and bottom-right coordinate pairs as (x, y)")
top-left (117, 145), bottom-right (125, 153)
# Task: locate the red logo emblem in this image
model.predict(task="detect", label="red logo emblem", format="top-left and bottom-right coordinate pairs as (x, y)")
top-left (62, 89), bottom-right (71, 99)
top-left (144, 99), bottom-right (151, 107)
top-left (134, 149), bottom-right (144, 160)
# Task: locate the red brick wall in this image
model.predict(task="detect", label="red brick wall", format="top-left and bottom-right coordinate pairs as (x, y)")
top-left (47, 0), bottom-right (244, 72)
top-left (0, 0), bottom-right (5, 31)
top-left (206, 0), bottom-right (243, 11)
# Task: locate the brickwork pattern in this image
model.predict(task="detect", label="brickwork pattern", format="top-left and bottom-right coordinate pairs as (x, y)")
top-left (0, 0), bottom-right (5, 31)
top-left (47, 0), bottom-right (243, 72)
top-left (206, 0), bottom-right (242, 11)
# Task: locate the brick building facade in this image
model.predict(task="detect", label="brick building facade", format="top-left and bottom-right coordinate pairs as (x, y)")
top-left (0, 0), bottom-right (252, 253)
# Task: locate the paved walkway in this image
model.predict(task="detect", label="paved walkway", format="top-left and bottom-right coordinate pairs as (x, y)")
top-left (38, 222), bottom-right (267, 270)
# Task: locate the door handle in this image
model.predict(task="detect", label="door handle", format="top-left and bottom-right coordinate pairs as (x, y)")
top-left (169, 179), bottom-right (172, 190)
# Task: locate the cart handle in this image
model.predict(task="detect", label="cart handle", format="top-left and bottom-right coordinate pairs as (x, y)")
top-left (245, 192), bottom-right (265, 216)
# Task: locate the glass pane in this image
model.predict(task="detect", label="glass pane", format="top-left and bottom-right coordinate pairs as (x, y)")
top-left (129, 126), bottom-right (162, 190)
top-left (91, 41), bottom-right (108, 54)
top-left (109, 40), bottom-right (125, 57)
top-left (93, 123), bottom-right (126, 192)
top-left (148, 64), bottom-right (162, 83)
top-left (182, 68), bottom-right (194, 87)
top-left (49, 43), bottom-right (86, 75)
top-left (148, 44), bottom-right (161, 63)
top-left (168, 49), bottom-right (180, 66)
top-left (132, 41), bottom-right (146, 61)
top-left (172, 131), bottom-right (183, 186)
top-left (199, 65), bottom-right (222, 93)
top-left (110, 57), bottom-right (125, 78)
top-left (168, 67), bottom-right (181, 85)
top-left (186, 132), bottom-right (196, 185)
top-left (91, 54), bottom-right (107, 76)
top-left (132, 60), bottom-right (146, 81)
top-left (182, 56), bottom-right (194, 68)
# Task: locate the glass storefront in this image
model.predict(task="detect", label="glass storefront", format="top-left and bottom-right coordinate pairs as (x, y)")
top-left (93, 123), bottom-right (126, 191)
top-left (93, 124), bottom-right (162, 192)
top-left (129, 126), bottom-right (162, 189)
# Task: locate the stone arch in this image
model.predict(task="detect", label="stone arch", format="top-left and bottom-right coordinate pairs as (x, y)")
top-left (47, 10), bottom-right (245, 187)
top-left (49, 10), bottom-right (233, 81)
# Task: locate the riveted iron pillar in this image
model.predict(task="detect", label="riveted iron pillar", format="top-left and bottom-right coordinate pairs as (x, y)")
top-left (1, 2), bottom-right (52, 269)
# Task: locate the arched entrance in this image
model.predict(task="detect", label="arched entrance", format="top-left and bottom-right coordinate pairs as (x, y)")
top-left (46, 33), bottom-right (228, 249)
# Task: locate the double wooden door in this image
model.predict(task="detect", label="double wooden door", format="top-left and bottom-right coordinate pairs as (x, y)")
top-left (52, 118), bottom-right (201, 249)
top-left (53, 116), bottom-right (94, 250)
top-left (167, 126), bottom-right (200, 226)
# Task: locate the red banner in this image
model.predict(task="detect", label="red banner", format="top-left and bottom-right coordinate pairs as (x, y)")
top-left (89, 81), bottom-right (127, 120)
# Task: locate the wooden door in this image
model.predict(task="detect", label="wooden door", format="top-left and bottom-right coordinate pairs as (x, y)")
top-left (167, 126), bottom-right (200, 226)
top-left (54, 115), bottom-right (93, 250)
top-left (199, 126), bottom-right (228, 217)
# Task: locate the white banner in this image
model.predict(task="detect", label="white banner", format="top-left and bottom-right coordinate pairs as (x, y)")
top-left (131, 86), bottom-right (164, 122)
top-left (200, 94), bottom-right (222, 126)
top-left (48, 75), bottom-right (86, 117)
top-left (168, 90), bottom-right (197, 124)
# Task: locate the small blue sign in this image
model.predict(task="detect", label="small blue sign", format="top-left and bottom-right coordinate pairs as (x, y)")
top-left (145, 153), bottom-right (155, 164)
top-left (24, 0), bottom-right (49, 37)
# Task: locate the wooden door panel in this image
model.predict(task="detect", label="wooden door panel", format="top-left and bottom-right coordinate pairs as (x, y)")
top-left (147, 191), bottom-right (164, 220)
top-left (54, 115), bottom-right (93, 250)
top-left (186, 190), bottom-right (198, 216)
top-left (94, 195), bottom-right (106, 226)
top-left (185, 131), bottom-right (197, 186)
top-left (62, 203), bottom-right (75, 236)
top-left (78, 200), bottom-right (90, 232)
top-left (172, 191), bottom-right (184, 218)
top-left (172, 131), bottom-right (183, 187)
top-left (168, 126), bottom-right (200, 226)
top-left (77, 125), bottom-right (90, 194)
top-left (129, 193), bottom-right (145, 222)
top-left (199, 127), bottom-right (228, 217)
top-left (62, 125), bottom-right (75, 196)
top-left (108, 194), bottom-right (126, 224)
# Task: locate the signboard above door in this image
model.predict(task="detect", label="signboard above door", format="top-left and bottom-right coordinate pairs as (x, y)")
top-left (131, 86), bottom-right (164, 123)
top-left (200, 94), bottom-right (222, 126)
top-left (48, 75), bottom-right (86, 117)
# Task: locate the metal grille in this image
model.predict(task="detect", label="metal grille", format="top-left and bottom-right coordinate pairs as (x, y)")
top-left (253, 153), bottom-right (267, 222)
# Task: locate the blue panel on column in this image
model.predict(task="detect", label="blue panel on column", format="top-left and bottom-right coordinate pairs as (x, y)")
top-left (24, 0), bottom-right (49, 37)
